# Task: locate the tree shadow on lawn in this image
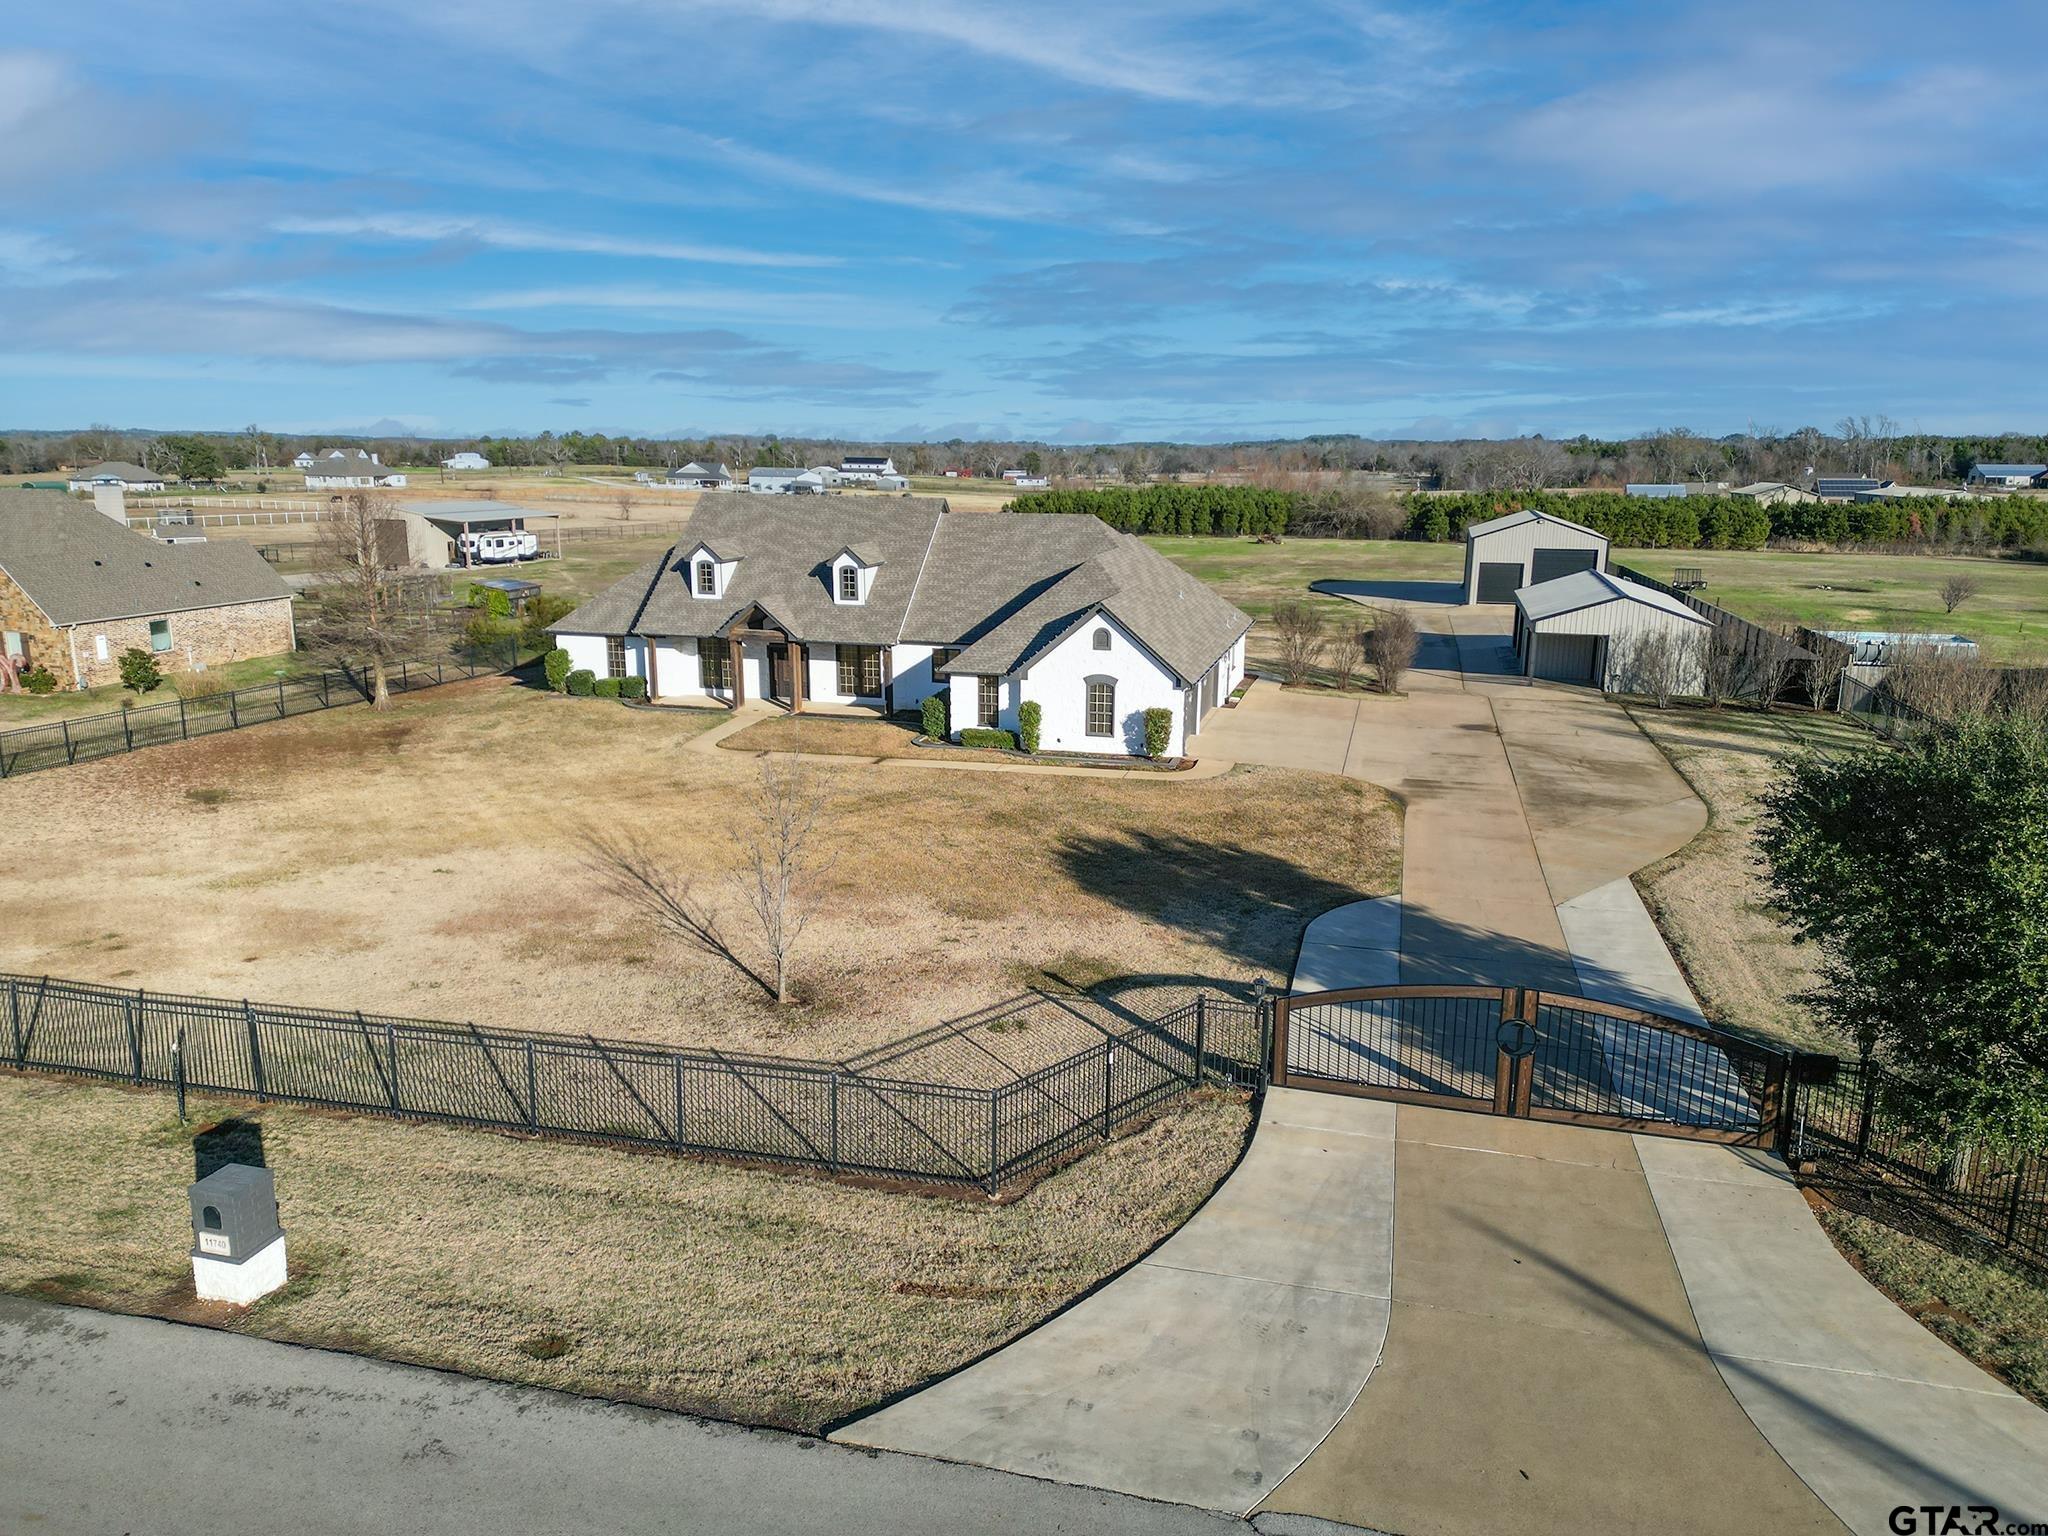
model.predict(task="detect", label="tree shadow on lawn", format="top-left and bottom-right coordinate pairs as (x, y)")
top-left (1053, 829), bottom-right (1376, 976)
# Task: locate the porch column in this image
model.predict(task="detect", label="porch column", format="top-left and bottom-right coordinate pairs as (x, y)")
top-left (642, 635), bottom-right (660, 699)
top-left (882, 647), bottom-right (895, 713)
top-left (790, 642), bottom-right (807, 713)
top-left (729, 633), bottom-right (745, 706)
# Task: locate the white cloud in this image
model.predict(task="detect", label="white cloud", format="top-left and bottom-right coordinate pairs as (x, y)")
top-left (272, 213), bottom-right (839, 268)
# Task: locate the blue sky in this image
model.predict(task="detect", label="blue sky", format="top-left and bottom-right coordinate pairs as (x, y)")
top-left (3, 1), bottom-right (2045, 443)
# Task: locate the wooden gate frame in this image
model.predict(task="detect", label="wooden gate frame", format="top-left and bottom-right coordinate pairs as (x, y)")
top-left (1270, 984), bottom-right (1792, 1150)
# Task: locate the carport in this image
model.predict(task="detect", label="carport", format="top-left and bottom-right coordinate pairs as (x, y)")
top-left (1461, 508), bottom-right (1610, 605)
top-left (1512, 569), bottom-right (1712, 690)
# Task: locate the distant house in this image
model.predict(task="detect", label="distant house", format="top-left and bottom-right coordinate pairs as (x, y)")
top-left (1729, 481), bottom-right (1820, 506)
top-left (291, 451), bottom-right (319, 470)
top-left (1815, 477), bottom-right (1889, 500)
top-left (1625, 482), bottom-right (1727, 499)
top-left (0, 489), bottom-right (294, 690)
top-left (66, 462), bottom-right (165, 493)
top-left (747, 467), bottom-right (806, 495)
top-left (838, 455), bottom-right (898, 483)
top-left (1853, 484), bottom-right (1977, 503)
top-left (547, 497), bottom-right (1252, 758)
top-left (1967, 463), bottom-right (2047, 489)
top-left (304, 450), bottom-right (408, 490)
top-left (667, 461), bottom-right (734, 489)
top-left (441, 451), bottom-right (491, 471)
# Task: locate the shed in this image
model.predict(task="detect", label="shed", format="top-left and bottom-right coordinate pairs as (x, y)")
top-left (1461, 508), bottom-right (1610, 606)
top-left (390, 501), bottom-right (563, 568)
top-left (1512, 569), bottom-right (1712, 691)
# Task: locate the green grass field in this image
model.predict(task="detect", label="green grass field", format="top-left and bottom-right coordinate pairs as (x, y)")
top-left (1143, 537), bottom-right (2048, 663)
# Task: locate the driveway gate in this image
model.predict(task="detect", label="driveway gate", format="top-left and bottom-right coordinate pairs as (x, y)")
top-left (1272, 985), bottom-right (1792, 1148)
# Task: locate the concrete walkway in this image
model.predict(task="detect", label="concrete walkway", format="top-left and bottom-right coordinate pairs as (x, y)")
top-left (1639, 1139), bottom-right (2048, 1532)
top-left (836, 1089), bottom-right (1395, 1514)
top-left (0, 1297), bottom-right (1254, 1536)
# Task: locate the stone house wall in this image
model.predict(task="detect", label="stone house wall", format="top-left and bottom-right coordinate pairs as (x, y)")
top-left (65, 598), bottom-right (297, 688)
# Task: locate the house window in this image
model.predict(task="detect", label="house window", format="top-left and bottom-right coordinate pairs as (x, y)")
top-left (695, 561), bottom-right (715, 595)
top-left (838, 565), bottom-right (860, 602)
top-left (931, 647), bottom-right (959, 677)
top-left (605, 636), bottom-right (627, 679)
top-left (1092, 628), bottom-right (1111, 651)
top-left (2, 631), bottom-right (22, 660)
top-left (149, 619), bottom-right (172, 653)
top-left (700, 642), bottom-right (732, 692)
top-left (837, 645), bottom-right (883, 697)
top-left (978, 675), bottom-right (1000, 727)
top-left (1085, 679), bottom-right (1115, 737)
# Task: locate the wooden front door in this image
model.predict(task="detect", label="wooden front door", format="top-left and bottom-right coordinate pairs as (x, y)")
top-left (769, 643), bottom-right (793, 703)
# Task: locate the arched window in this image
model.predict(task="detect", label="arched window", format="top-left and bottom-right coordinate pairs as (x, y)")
top-left (1085, 679), bottom-right (1115, 737)
top-left (839, 565), bottom-right (860, 602)
top-left (1092, 628), bottom-right (1111, 651)
top-left (696, 561), bottom-right (716, 595)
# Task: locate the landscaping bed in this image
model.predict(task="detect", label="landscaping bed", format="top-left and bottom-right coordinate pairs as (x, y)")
top-left (0, 1071), bottom-right (1253, 1432)
top-left (718, 713), bottom-right (1191, 769)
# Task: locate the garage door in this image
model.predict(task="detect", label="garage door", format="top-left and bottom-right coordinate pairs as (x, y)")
top-left (1475, 561), bottom-right (1523, 604)
top-left (1530, 633), bottom-right (1599, 684)
top-left (1530, 547), bottom-right (1599, 585)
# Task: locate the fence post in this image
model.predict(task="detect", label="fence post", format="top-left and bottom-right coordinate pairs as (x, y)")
top-left (829, 1072), bottom-right (841, 1173)
top-left (128, 989), bottom-right (144, 1084)
top-left (62, 719), bottom-right (75, 764)
top-left (178, 695), bottom-right (188, 740)
top-left (277, 678), bottom-right (287, 718)
top-left (1101, 1039), bottom-right (1114, 1139)
top-left (173, 1026), bottom-right (187, 1122)
top-left (525, 1037), bottom-right (539, 1131)
top-left (122, 710), bottom-right (133, 752)
top-left (987, 1088), bottom-right (1001, 1195)
top-left (243, 999), bottom-right (265, 1100)
top-left (1193, 994), bottom-right (1207, 1086)
top-left (1762, 1051), bottom-right (1791, 1156)
top-left (7, 976), bottom-right (20, 1066)
top-left (227, 690), bottom-right (239, 729)
top-left (672, 1055), bottom-right (686, 1151)
top-left (2006, 1169), bottom-right (2026, 1247)
top-left (1854, 1064), bottom-right (1878, 1160)
top-left (400, 661), bottom-right (409, 692)
top-left (386, 1020), bottom-right (401, 1111)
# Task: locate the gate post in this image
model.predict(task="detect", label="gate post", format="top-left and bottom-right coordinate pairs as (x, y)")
top-left (1265, 980), bottom-right (1289, 1088)
top-left (1761, 1052), bottom-right (1792, 1155)
top-left (1492, 988), bottom-right (1536, 1117)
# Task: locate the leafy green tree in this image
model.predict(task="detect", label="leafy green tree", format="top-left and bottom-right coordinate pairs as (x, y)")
top-left (118, 647), bottom-right (163, 693)
top-left (1757, 714), bottom-right (2048, 1156)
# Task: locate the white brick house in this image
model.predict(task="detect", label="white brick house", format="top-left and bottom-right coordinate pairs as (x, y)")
top-left (548, 497), bottom-right (1250, 757)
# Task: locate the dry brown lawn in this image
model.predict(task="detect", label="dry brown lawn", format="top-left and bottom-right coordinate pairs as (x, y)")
top-left (0, 1071), bottom-right (1252, 1430)
top-left (0, 674), bottom-right (1398, 1059)
top-left (1629, 706), bottom-right (1871, 1051)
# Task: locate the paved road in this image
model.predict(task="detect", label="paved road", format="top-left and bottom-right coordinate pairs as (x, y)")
top-left (0, 1297), bottom-right (1252, 1536)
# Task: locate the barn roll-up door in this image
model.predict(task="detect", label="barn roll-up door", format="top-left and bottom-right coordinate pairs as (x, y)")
top-left (1476, 562), bottom-right (1523, 604)
top-left (1530, 633), bottom-right (1599, 684)
top-left (1530, 547), bottom-right (1599, 585)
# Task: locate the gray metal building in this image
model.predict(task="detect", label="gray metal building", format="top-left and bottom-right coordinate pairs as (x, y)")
top-left (1512, 569), bottom-right (1713, 690)
top-left (1461, 508), bottom-right (1611, 605)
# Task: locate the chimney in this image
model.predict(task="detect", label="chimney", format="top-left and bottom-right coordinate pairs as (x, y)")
top-left (92, 484), bottom-right (128, 526)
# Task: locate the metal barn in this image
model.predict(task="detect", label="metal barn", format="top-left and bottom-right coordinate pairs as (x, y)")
top-left (1512, 569), bottom-right (1713, 690)
top-left (1461, 508), bottom-right (1611, 606)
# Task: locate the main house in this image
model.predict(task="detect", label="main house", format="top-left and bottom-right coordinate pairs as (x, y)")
top-left (549, 497), bottom-right (1251, 757)
top-left (67, 461), bottom-right (166, 493)
top-left (0, 489), bottom-right (295, 690)
top-left (302, 450), bottom-right (408, 489)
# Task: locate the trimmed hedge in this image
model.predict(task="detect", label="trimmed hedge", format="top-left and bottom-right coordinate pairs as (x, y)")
top-left (959, 727), bottom-right (1017, 750)
top-left (1017, 699), bottom-right (1042, 753)
top-left (920, 693), bottom-right (947, 740)
top-left (543, 648), bottom-right (572, 692)
top-left (1006, 485), bottom-right (1291, 536)
top-left (593, 677), bottom-right (622, 698)
top-left (619, 676), bottom-right (647, 700)
top-left (1142, 706), bottom-right (1174, 759)
top-left (566, 669), bottom-right (595, 697)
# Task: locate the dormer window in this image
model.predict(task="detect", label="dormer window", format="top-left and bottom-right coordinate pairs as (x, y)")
top-left (696, 561), bottom-right (715, 596)
top-left (839, 565), bottom-right (859, 602)
top-left (831, 548), bottom-right (877, 606)
top-left (1093, 627), bottom-right (1112, 651)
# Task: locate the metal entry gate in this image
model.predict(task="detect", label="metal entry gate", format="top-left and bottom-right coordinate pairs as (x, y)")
top-left (1272, 985), bottom-right (1792, 1147)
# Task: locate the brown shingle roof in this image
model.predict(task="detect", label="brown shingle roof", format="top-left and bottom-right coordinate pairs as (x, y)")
top-left (0, 489), bottom-right (293, 626)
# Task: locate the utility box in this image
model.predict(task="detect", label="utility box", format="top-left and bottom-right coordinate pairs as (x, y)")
top-left (189, 1164), bottom-right (287, 1305)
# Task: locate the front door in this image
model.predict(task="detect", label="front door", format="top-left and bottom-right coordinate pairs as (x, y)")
top-left (769, 643), bottom-right (793, 703)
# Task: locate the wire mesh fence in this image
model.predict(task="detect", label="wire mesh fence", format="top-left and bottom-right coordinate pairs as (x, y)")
top-left (0, 638), bottom-right (520, 779)
top-left (0, 974), bottom-right (1267, 1194)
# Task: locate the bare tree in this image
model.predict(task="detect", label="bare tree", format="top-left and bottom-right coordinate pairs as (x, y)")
top-left (1887, 646), bottom-right (1998, 722)
top-left (1363, 609), bottom-right (1420, 695)
top-left (1939, 573), bottom-right (1980, 614)
top-left (1271, 601), bottom-right (1327, 686)
top-left (309, 490), bottom-right (431, 708)
top-left (1749, 627), bottom-right (1803, 714)
top-left (614, 489), bottom-right (634, 522)
top-left (1329, 629), bottom-right (1364, 692)
top-left (732, 755), bottom-right (835, 1006)
top-left (1804, 633), bottom-right (1852, 713)
top-left (1701, 622), bottom-right (1745, 708)
top-left (1616, 629), bottom-right (1681, 707)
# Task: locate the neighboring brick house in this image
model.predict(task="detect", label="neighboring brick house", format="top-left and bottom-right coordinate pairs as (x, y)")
top-left (0, 489), bottom-right (296, 690)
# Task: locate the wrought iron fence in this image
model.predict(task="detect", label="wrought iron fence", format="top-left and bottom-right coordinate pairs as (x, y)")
top-left (0, 639), bottom-right (519, 780)
top-left (0, 973), bottom-right (1266, 1194)
top-left (1790, 1056), bottom-right (2047, 1269)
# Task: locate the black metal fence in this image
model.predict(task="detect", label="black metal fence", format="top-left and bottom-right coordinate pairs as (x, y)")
top-left (0, 640), bottom-right (519, 780)
top-left (0, 973), bottom-right (1267, 1194)
top-left (1791, 1056), bottom-right (2047, 1270)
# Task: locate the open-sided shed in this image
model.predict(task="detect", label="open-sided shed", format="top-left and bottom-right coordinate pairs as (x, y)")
top-left (1512, 568), bottom-right (1712, 691)
top-left (1461, 508), bottom-right (1609, 605)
